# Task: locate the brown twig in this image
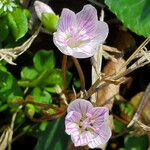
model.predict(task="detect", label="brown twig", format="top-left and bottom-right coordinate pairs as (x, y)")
top-left (83, 37), bottom-right (150, 100)
top-left (71, 57), bottom-right (85, 91)
top-left (61, 55), bottom-right (68, 93)
top-left (128, 83), bottom-right (150, 127)
top-left (121, 36), bottom-right (150, 69)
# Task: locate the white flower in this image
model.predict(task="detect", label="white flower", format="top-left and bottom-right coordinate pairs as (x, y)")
top-left (53, 5), bottom-right (109, 58)
top-left (65, 99), bottom-right (112, 148)
top-left (0, 0), bottom-right (16, 12)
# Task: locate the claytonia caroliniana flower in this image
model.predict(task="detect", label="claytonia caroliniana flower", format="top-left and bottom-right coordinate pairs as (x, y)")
top-left (34, 1), bottom-right (55, 20)
top-left (53, 5), bottom-right (108, 58)
top-left (0, 0), bottom-right (16, 12)
top-left (65, 99), bottom-right (111, 148)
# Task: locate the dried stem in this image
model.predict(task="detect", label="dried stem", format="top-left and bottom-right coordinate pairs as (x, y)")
top-left (122, 36), bottom-right (150, 69)
top-left (61, 55), bottom-right (68, 93)
top-left (8, 105), bottom-right (23, 150)
top-left (72, 57), bottom-right (85, 91)
top-left (128, 83), bottom-right (150, 127)
top-left (84, 37), bottom-right (150, 100)
top-left (0, 26), bottom-right (40, 65)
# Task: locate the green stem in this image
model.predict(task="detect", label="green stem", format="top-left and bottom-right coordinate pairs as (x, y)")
top-left (18, 69), bottom-right (51, 87)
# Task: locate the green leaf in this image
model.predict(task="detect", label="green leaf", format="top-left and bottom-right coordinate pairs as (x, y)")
top-left (41, 13), bottom-right (59, 32)
top-left (7, 8), bottom-right (28, 40)
top-left (0, 70), bottom-right (23, 106)
top-left (45, 69), bottom-right (72, 87)
top-left (105, 0), bottom-right (150, 37)
top-left (32, 87), bottom-right (52, 104)
top-left (33, 50), bottom-right (55, 72)
top-left (21, 67), bottom-right (39, 80)
top-left (0, 18), bottom-right (9, 42)
top-left (34, 117), bottom-right (70, 150)
top-left (124, 135), bottom-right (148, 150)
top-left (73, 78), bottom-right (81, 89)
top-left (113, 119), bottom-right (126, 133)
top-left (25, 104), bottom-right (36, 119)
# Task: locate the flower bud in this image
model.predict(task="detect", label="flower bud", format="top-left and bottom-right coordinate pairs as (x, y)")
top-left (34, 0), bottom-right (55, 20)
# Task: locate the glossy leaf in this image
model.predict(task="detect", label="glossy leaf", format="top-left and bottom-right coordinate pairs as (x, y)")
top-left (124, 135), bottom-right (148, 150)
top-left (7, 8), bottom-right (28, 40)
top-left (21, 67), bottom-right (39, 80)
top-left (33, 50), bottom-right (55, 72)
top-left (105, 0), bottom-right (150, 37)
top-left (32, 87), bottom-right (52, 104)
top-left (0, 18), bottom-right (9, 42)
top-left (45, 69), bottom-right (72, 87)
top-left (0, 69), bottom-right (23, 107)
top-left (113, 119), bottom-right (126, 133)
top-left (34, 117), bottom-right (70, 150)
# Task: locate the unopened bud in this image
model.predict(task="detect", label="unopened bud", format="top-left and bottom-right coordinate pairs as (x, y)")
top-left (34, 0), bottom-right (55, 20)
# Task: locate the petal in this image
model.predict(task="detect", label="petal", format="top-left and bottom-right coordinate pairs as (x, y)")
top-left (65, 111), bottom-right (81, 135)
top-left (65, 111), bottom-right (81, 123)
top-left (89, 107), bottom-right (109, 131)
top-left (91, 21), bottom-right (109, 44)
top-left (71, 131), bottom-right (95, 147)
top-left (71, 41), bottom-right (97, 58)
top-left (76, 5), bottom-right (98, 36)
top-left (88, 124), bottom-right (111, 149)
top-left (34, 1), bottom-right (55, 20)
top-left (57, 8), bottom-right (76, 33)
top-left (67, 99), bottom-right (93, 114)
top-left (90, 107), bottom-right (109, 120)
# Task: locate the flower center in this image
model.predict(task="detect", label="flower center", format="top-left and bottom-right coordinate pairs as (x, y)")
top-left (78, 113), bottom-right (98, 133)
top-left (64, 34), bottom-right (84, 48)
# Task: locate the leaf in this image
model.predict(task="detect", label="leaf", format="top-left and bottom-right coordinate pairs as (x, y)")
top-left (32, 88), bottom-right (52, 104)
top-left (41, 13), bottom-right (59, 32)
top-left (124, 135), bottom-right (148, 150)
top-left (105, 0), bottom-right (150, 37)
top-left (0, 17), bottom-right (9, 42)
top-left (45, 69), bottom-right (72, 87)
top-left (21, 67), bottom-right (39, 80)
top-left (34, 117), bottom-right (70, 150)
top-left (33, 50), bottom-right (55, 72)
top-left (0, 69), bottom-right (23, 107)
top-left (113, 119), bottom-right (126, 133)
top-left (7, 8), bottom-right (28, 40)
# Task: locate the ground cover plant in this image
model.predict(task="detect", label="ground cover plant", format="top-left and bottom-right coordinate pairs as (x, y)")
top-left (0, 0), bottom-right (150, 150)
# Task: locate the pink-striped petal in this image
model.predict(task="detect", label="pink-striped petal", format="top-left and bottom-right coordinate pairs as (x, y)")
top-left (88, 123), bottom-right (112, 148)
top-left (71, 131), bottom-right (95, 147)
top-left (76, 5), bottom-right (97, 36)
top-left (57, 8), bottom-right (76, 33)
top-left (65, 111), bottom-right (81, 135)
top-left (91, 21), bottom-right (109, 44)
top-left (90, 107), bottom-right (109, 120)
top-left (67, 99), bottom-right (93, 114)
top-left (72, 41), bottom-right (98, 58)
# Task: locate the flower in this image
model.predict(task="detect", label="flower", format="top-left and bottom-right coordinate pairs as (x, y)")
top-left (65, 99), bottom-right (111, 148)
top-left (53, 5), bottom-right (108, 58)
top-left (0, 0), bottom-right (16, 12)
top-left (34, 1), bottom-right (55, 20)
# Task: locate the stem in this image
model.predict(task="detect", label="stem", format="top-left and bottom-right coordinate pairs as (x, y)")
top-left (128, 83), bottom-right (150, 127)
top-left (122, 36), bottom-right (150, 69)
top-left (61, 55), bottom-right (67, 93)
top-left (84, 37), bottom-right (150, 100)
top-left (71, 57), bottom-right (85, 91)
top-left (18, 69), bottom-right (51, 87)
